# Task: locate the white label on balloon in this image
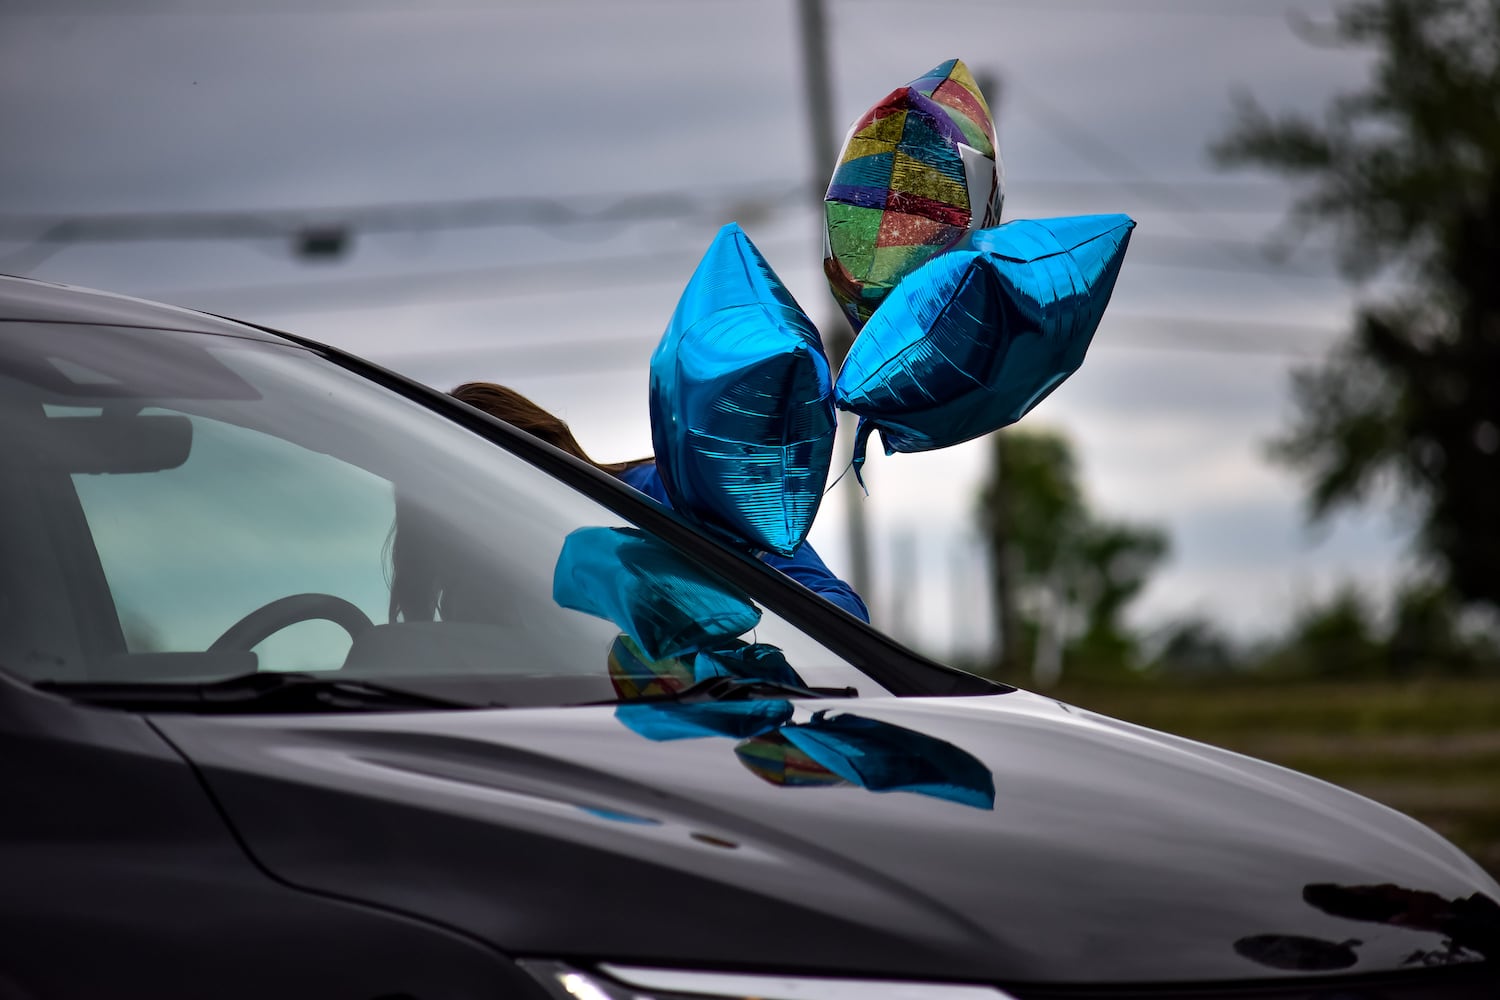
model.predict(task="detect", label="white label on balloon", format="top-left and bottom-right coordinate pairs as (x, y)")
top-left (959, 142), bottom-right (1002, 230)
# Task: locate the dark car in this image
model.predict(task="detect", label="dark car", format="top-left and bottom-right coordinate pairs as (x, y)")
top-left (1, 273), bottom-right (1496, 1000)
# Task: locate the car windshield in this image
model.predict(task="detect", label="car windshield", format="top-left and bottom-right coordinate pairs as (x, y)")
top-left (0, 320), bottom-right (906, 708)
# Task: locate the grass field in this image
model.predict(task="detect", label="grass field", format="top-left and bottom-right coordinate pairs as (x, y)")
top-left (1044, 678), bottom-right (1500, 879)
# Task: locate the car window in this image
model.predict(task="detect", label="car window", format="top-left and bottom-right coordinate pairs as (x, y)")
top-left (0, 322), bottom-right (888, 704)
top-left (71, 413), bottom-right (396, 671)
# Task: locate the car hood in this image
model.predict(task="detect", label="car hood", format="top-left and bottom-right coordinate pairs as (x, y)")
top-left (154, 690), bottom-right (1500, 985)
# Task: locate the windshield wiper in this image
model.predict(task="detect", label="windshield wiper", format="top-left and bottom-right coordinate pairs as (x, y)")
top-left (36, 671), bottom-right (485, 714)
top-left (609, 674), bottom-right (858, 706)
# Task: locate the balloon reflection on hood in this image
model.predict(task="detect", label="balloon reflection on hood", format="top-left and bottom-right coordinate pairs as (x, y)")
top-left (733, 729), bottom-right (848, 789)
top-left (614, 699), bottom-right (796, 743)
top-left (742, 710), bottom-right (995, 810)
top-left (613, 700), bottom-right (995, 810)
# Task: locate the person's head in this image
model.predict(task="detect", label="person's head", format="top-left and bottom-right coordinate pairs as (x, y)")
top-left (450, 381), bottom-right (627, 474)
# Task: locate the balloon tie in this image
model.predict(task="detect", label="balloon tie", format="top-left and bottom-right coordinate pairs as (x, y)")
top-left (850, 418), bottom-right (872, 495)
top-left (823, 419), bottom-right (872, 497)
top-left (824, 459), bottom-right (854, 495)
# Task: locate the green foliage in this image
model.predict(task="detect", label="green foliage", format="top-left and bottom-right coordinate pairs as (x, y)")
top-left (1073, 519), bottom-right (1170, 648)
top-left (1212, 0), bottom-right (1500, 608)
top-left (1150, 618), bottom-right (1244, 677)
top-left (1262, 584), bottom-right (1386, 678)
top-left (1137, 577), bottom-right (1499, 680)
top-left (977, 429), bottom-right (1084, 574)
top-left (1387, 579), bottom-right (1500, 673)
top-left (976, 427), bottom-right (1169, 682)
top-left (1248, 579), bottom-right (1500, 678)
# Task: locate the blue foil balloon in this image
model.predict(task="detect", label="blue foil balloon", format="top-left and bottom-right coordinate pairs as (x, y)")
top-left (835, 214), bottom-right (1134, 473)
top-left (553, 527), bottom-right (761, 661)
top-left (650, 223), bottom-right (836, 557)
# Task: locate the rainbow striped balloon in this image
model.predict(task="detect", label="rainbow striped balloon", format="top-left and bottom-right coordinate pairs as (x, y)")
top-left (824, 59), bottom-right (1003, 331)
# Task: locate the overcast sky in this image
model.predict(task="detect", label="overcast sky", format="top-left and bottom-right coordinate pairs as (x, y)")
top-left (0, 0), bottom-right (1404, 658)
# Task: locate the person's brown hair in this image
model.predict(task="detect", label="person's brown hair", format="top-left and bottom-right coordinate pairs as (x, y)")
top-left (450, 381), bottom-right (630, 474)
top-left (388, 382), bottom-right (650, 622)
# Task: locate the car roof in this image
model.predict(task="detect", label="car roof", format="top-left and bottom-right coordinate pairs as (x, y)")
top-left (0, 274), bottom-right (287, 343)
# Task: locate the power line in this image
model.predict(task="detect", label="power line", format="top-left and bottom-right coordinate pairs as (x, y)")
top-left (999, 77), bottom-right (1335, 301)
top-left (1007, 80), bottom-right (1251, 235)
top-left (0, 177), bottom-right (1295, 241)
top-left (1003, 101), bottom-right (1331, 269)
top-left (367, 333), bottom-right (1332, 385)
top-left (0, 0), bottom-right (1326, 15)
top-left (1102, 314), bottom-right (1341, 358)
top-left (0, 184), bottom-right (802, 241)
top-left (1019, 179), bottom-right (1288, 194)
top-left (1128, 234), bottom-right (1340, 278)
top-left (142, 239), bottom-right (812, 316)
top-left (0, 180), bottom-right (807, 272)
top-left (4, 194), bottom-right (1330, 285)
top-left (1092, 338), bottom-right (1322, 361)
top-left (370, 335), bottom-right (654, 380)
top-left (136, 227), bottom-right (1339, 318)
top-left (356, 313), bottom-right (1343, 387)
top-left (0, 0), bottom-right (790, 15)
top-left (848, 0), bottom-right (1322, 15)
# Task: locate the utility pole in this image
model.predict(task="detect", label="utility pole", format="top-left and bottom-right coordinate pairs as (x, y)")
top-left (796, 0), bottom-right (873, 605)
top-left (973, 66), bottom-right (1018, 675)
top-left (889, 527), bottom-right (917, 643)
top-left (987, 434), bottom-right (1023, 677)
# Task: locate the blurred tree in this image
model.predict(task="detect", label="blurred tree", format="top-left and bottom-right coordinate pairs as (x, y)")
top-left (1385, 578), bottom-right (1500, 674)
top-left (1263, 585), bottom-right (1386, 678)
top-left (977, 428), bottom-right (1168, 684)
top-left (1071, 519), bottom-right (1171, 665)
top-left (1253, 578), bottom-right (1500, 677)
top-left (1149, 618), bottom-right (1243, 677)
top-left (1212, 0), bottom-right (1500, 609)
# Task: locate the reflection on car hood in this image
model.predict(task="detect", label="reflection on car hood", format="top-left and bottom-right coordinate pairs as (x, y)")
top-left (154, 691), bottom-right (1500, 985)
